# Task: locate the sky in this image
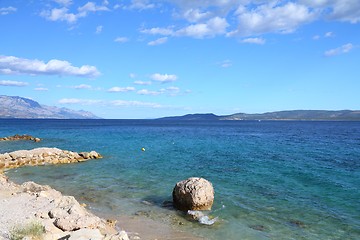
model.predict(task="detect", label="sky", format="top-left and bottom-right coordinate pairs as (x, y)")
top-left (0, 0), bottom-right (359, 119)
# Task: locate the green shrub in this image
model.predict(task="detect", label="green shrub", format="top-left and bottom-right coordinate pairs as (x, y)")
top-left (10, 221), bottom-right (45, 240)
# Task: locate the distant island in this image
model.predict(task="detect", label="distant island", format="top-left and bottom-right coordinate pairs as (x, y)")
top-left (1, 95), bottom-right (359, 120)
top-left (160, 110), bottom-right (360, 121)
top-left (0, 95), bottom-right (100, 119)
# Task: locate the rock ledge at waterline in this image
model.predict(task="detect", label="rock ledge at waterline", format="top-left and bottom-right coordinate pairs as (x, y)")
top-left (0, 147), bottom-right (102, 171)
top-left (0, 134), bottom-right (41, 142)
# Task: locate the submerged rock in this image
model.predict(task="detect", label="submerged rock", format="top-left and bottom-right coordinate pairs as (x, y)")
top-left (172, 177), bottom-right (214, 211)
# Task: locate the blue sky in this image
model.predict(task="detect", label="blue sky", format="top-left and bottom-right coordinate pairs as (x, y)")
top-left (0, 0), bottom-right (359, 119)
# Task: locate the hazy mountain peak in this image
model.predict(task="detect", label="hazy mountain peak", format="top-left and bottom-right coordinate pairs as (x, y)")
top-left (0, 95), bottom-right (100, 119)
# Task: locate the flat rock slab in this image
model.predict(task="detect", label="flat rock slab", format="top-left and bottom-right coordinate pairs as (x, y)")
top-left (0, 134), bottom-right (41, 142)
top-left (0, 147), bottom-right (102, 171)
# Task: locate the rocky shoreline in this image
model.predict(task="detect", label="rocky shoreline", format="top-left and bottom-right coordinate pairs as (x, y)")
top-left (0, 143), bottom-right (209, 239)
top-left (0, 147), bottom-right (102, 171)
top-left (0, 146), bottom-right (129, 239)
top-left (0, 174), bottom-right (128, 240)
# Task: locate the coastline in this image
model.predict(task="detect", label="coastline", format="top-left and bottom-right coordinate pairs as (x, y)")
top-left (0, 173), bottom-right (206, 240)
top-left (0, 146), bottom-right (205, 240)
top-left (0, 173), bottom-right (126, 240)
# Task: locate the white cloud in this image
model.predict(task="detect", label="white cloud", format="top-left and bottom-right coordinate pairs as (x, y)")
top-left (53, 0), bottom-right (72, 6)
top-left (313, 35), bottom-right (320, 40)
top-left (59, 98), bottom-right (102, 105)
top-left (78, 2), bottom-right (109, 14)
top-left (124, 0), bottom-right (155, 10)
top-left (73, 84), bottom-right (92, 89)
top-left (138, 0), bottom-right (360, 40)
top-left (137, 89), bottom-right (162, 95)
top-left (175, 17), bottom-right (229, 38)
top-left (0, 55), bottom-right (100, 78)
top-left (229, 2), bottom-right (316, 37)
top-left (129, 73), bottom-right (136, 78)
top-left (40, 7), bottom-right (77, 23)
top-left (182, 8), bottom-right (212, 22)
top-left (165, 86), bottom-right (181, 96)
top-left (96, 25), bottom-right (103, 34)
top-left (325, 31), bottom-right (334, 37)
top-left (150, 73), bottom-right (178, 83)
top-left (219, 60), bottom-right (232, 68)
top-left (141, 27), bottom-right (174, 35)
top-left (34, 87), bottom-right (48, 91)
top-left (166, 86), bottom-right (180, 91)
top-left (59, 97), bottom-right (164, 108)
top-left (300, 0), bottom-right (360, 23)
top-left (41, 1), bottom-right (109, 24)
top-left (108, 86), bottom-right (136, 92)
top-left (141, 17), bottom-right (228, 39)
top-left (111, 100), bottom-right (162, 108)
top-left (167, 0), bottom-right (239, 13)
top-left (0, 80), bottom-right (28, 87)
top-left (114, 37), bottom-right (129, 43)
top-left (241, 37), bottom-right (266, 44)
top-left (0, 6), bottom-right (17, 15)
top-left (137, 87), bottom-right (181, 96)
top-left (327, 0), bottom-right (360, 23)
top-left (324, 43), bottom-right (354, 57)
top-left (134, 80), bottom-right (152, 85)
top-left (148, 37), bottom-right (168, 46)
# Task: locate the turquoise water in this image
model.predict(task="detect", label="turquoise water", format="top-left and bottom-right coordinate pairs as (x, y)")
top-left (1, 119), bottom-right (359, 239)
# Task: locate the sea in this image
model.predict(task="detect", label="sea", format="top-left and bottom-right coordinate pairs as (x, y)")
top-left (0, 119), bottom-right (359, 240)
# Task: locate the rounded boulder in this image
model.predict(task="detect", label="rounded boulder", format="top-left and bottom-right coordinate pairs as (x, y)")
top-left (172, 177), bottom-right (214, 211)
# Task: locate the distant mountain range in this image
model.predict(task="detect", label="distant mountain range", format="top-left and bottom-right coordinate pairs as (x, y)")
top-left (160, 110), bottom-right (360, 121)
top-left (0, 95), bottom-right (100, 119)
top-left (1, 95), bottom-right (359, 120)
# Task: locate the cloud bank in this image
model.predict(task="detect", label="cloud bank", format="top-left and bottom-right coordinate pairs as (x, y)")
top-left (0, 55), bottom-right (100, 78)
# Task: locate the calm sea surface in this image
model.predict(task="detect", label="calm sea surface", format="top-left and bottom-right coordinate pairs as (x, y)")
top-left (1, 119), bottom-right (359, 239)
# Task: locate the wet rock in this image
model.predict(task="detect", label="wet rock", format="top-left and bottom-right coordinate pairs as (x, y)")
top-left (289, 219), bottom-right (306, 228)
top-left (134, 210), bottom-right (151, 217)
top-left (173, 177), bottom-right (214, 211)
top-left (249, 225), bottom-right (267, 231)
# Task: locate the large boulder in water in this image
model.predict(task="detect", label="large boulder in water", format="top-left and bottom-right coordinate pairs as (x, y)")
top-left (172, 177), bottom-right (214, 211)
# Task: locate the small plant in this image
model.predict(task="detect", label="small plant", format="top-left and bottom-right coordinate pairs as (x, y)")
top-left (10, 221), bottom-right (45, 240)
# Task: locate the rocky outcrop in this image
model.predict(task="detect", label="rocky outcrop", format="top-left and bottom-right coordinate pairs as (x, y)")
top-left (0, 134), bottom-right (41, 142)
top-left (0, 147), bottom-right (102, 171)
top-left (172, 177), bottom-right (214, 211)
top-left (0, 174), bottom-right (129, 240)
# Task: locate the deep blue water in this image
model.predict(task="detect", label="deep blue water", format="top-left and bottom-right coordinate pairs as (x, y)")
top-left (1, 119), bottom-right (359, 239)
